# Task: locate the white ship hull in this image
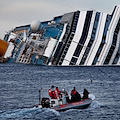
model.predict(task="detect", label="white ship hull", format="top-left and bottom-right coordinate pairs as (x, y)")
top-left (1, 5), bottom-right (120, 66)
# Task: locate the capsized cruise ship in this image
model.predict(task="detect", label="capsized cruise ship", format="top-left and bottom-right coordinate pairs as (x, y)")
top-left (0, 5), bottom-right (120, 66)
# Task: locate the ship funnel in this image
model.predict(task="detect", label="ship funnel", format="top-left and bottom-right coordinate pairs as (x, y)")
top-left (30, 20), bottom-right (43, 32)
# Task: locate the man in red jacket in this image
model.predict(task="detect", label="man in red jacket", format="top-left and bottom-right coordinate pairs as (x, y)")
top-left (48, 86), bottom-right (61, 99)
top-left (48, 85), bottom-right (56, 99)
top-left (55, 87), bottom-right (61, 99)
top-left (71, 87), bottom-right (77, 102)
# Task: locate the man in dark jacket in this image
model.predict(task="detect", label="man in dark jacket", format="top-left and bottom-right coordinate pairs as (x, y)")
top-left (83, 88), bottom-right (89, 99)
top-left (71, 87), bottom-right (81, 102)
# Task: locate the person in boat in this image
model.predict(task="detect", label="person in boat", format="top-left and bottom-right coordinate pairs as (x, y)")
top-left (55, 87), bottom-right (62, 99)
top-left (71, 87), bottom-right (81, 102)
top-left (48, 86), bottom-right (61, 100)
top-left (61, 89), bottom-right (69, 103)
top-left (48, 85), bottom-right (56, 99)
top-left (56, 87), bottom-right (60, 93)
top-left (76, 91), bottom-right (81, 101)
top-left (82, 88), bottom-right (89, 99)
top-left (71, 87), bottom-right (77, 102)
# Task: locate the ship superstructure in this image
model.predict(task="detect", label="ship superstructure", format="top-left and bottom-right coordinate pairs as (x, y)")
top-left (1, 5), bottom-right (120, 66)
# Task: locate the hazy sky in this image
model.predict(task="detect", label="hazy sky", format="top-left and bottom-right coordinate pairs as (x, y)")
top-left (0, 0), bottom-right (120, 39)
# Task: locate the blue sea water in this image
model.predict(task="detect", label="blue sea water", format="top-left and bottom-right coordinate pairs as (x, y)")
top-left (0, 63), bottom-right (120, 120)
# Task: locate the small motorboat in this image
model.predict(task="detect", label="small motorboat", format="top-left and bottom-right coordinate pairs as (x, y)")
top-left (34, 88), bottom-right (95, 111)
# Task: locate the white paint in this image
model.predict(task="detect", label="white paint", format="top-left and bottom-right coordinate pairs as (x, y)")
top-left (62, 11), bottom-right (87, 65)
top-left (43, 37), bottom-right (57, 58)
top-left (62, 42), bottom-right (77, 65)
top-left (23, 30), bottom-right (27, 42)
top-left (98, 6), bottom-right (120, 65)
top-left (8, 32), bottom-right (16, 42)
top-left (4, 42), bottom-right (14, 58)
top-left (72, 11), bottom-right (87, 43)
top-left (85, 13), bottom-right (107, 65)
top-left (61, 59), bottom-right (70, 66)
top-left (109, 30), bottom-right (120, 65)
top-left (76, 10), bottom-right (96, 65)
top-left (59, 23), bottom-right (67, 42)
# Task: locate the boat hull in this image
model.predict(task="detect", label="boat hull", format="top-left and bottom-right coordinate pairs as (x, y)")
top-left (54, 98), bottom-right (92, 111)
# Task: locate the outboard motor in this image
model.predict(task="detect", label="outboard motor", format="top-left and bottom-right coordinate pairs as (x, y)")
top-left (41, 98), bottom-right (50, 108)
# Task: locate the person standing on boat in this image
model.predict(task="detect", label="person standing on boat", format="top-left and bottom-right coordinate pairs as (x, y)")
top-left (82, 88), bottom-right (89, 99)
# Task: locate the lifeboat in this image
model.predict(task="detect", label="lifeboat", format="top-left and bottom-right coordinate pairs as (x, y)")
top-left (0, 39), bottom-right (8, 57)
top-left (34, 88), bottom-right (95, 111)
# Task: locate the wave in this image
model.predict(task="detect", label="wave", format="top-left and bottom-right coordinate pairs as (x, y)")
top-left (0, 107), bottom-right (38, 118)
top-left (87, 101), bottom-right (104, 110)
top-left (0, 107), bottom-right (60, 119)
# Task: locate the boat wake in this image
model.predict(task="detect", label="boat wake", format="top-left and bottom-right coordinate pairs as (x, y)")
top-left (0, 107), bottom-right (60, 120)
top-left (87, 101), bottom-right (103, 109)
top-left (0, 101), bottom-right (103, 119)
top-left (63, 101), bottom-right (103, 113)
